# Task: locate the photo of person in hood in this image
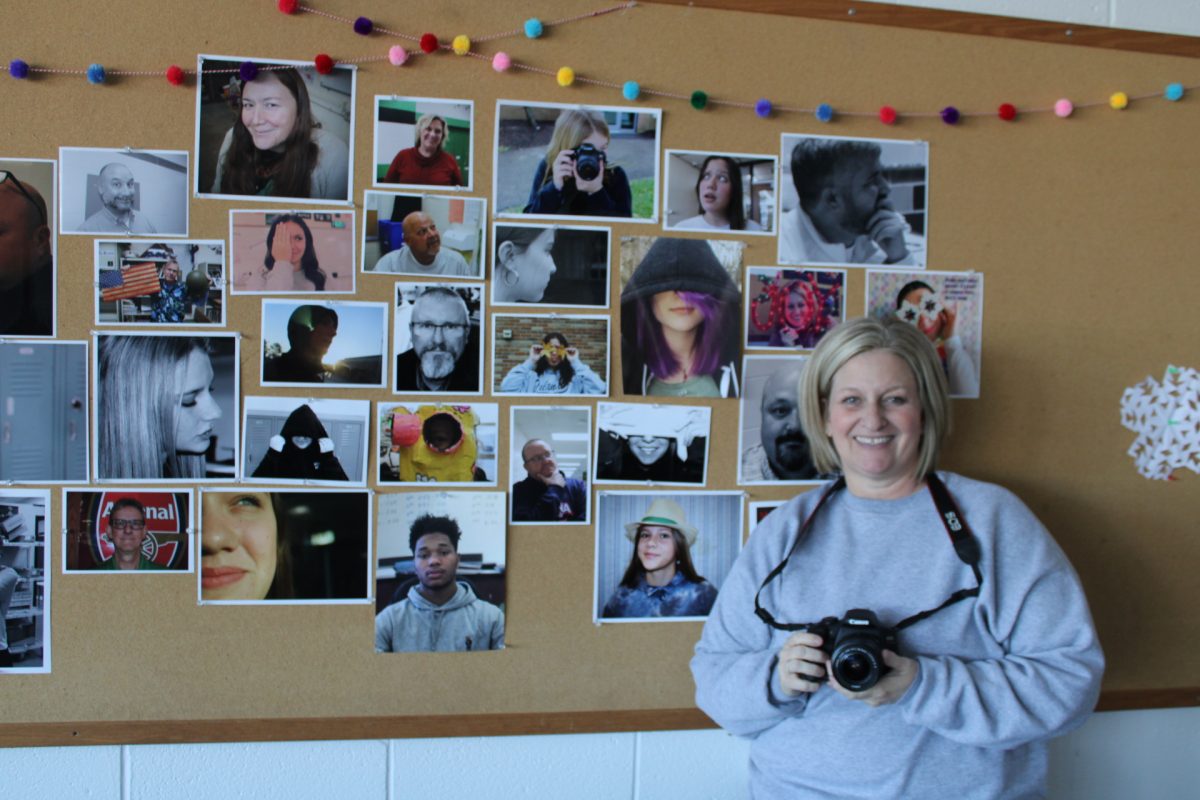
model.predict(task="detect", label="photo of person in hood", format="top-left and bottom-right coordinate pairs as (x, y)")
top-left (595, 403), bottom-right (710, 486)
top-left (250, 403), bottom-right (349, 482)
top-left (620, 237), bottom-right (742, 397)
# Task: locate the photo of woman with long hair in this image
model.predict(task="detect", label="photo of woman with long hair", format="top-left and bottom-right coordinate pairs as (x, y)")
top-left (499, 331), bottom-right (606, 395)
top-left (674, 155), bottom-right (763, 232)
top-left (493, 225), bottom-right (557, 304)
top-left (524, 108), bottom-right (632, 218)
top-left (257, 214), bottom-right (327, 291)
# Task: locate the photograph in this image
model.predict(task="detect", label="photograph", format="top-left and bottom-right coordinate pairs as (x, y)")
top-left (492, 223), bottom-right (609, 307)
top-left (195, 56), bottom-right (355, 203)
top-left (393, 282), bottom-right (484, 394)
top-left (0, 157), bottom-right (55, 337)
top-left (0, 340), bottom-right (88, 484)
top-left (739, 355), bottom-right (825, 485)
top-left (96, 240), bottom-right (225, 325)
top-left (778, 133), bottom-right (928, 268)
top-left (0, 489), bottom-right (50, 672)
top-left (261, 299), bottom-right (387, 387)
top-left (377, 401), bottom-right (497, 486)
top-left (745, 267), bottom-right (845, 350)
top-left (375, 491), bottom-right (506, 653)
top-left (493, 101), bottom-right (661, 222)
top-left (362, 191), bottom-right (485, 278)
top-left (492, 314), bottom-right (609, 396)
top-left (509, 406), bottom-right (591, 525)
top-left (595, 402), bottom-right (710, 486)
top-left (866, 269), bottom-right (984, 398)
top-left (94, 333), bottom-right (239, 482)
top-left (199, 489), bottom-right (371, 604)
top-left (594, 491), bottom-right (742, 622)
top-left (373, 96), bottom-right (473, 190)
top-left (663, 150), bottom-right (776, 234)
top-left (59, 146), bottom-right (189, 237)
top-left (229, 209), bottom-right (355, 293)
top-left (63, 490), bottom-right (192, 572)
top-left (242, 397), bottom-right (370, 485)
top-left (619, 236), bottom-right (744, 397)
top-left (750, 500), bottom-right (785, 527)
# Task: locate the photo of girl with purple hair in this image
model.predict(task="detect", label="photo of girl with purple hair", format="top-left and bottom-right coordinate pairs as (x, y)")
top-left (619, 237), bottom-right (742, 397)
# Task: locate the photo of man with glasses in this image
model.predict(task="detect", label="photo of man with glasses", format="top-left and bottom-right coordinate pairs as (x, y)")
top-left (0, 163), bottom-right (53, 337)
top-left (511, 438), bottom-right (587, 522)
top-left (394, 285), bottom-right (481, 393)
top-left (103, 498), bottom-right (164, 571)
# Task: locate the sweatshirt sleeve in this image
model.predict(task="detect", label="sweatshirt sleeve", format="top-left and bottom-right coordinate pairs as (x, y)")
top-left (499, 360), bottom-right (535, 393)
top-left (899, 484), bottom-right (1104, 749)
top-left (569, 360), bottom-right (607, 394)
top-left (943, 335), bottom-right (980, 398)
top-left (374, 606), bottom-right (394, 653)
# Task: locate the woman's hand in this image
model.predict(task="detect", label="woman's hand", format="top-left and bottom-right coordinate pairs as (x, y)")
top-left (828, 650), bottom-right (919, 707)
top-left (941, 305), bottom-right (958, 339)
top-left (776, 631), bottom-right (829, 696)
top-left (566, 346), bottom-right (579, 362)
top-left (528, 344), bottom-right (543, 362)
top-left (866, 201), bottom-right (910, 264)
top-left (270, 222), bottom-right (298, 264)
top-left (778, 326), bottom-right (799, 347)
top-left (551, 150), bottom-right (576, 191)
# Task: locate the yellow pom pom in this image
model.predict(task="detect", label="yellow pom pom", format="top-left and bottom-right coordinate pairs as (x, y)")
top-left (452, 35), bottom-right (471, 56)
top-left (1109, 91), bottom-right (1129, 110)
top-left (556, 66), bottom-right (575, 87)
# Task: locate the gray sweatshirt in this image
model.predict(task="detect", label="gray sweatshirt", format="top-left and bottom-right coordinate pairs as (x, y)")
top-left (375, 581), bottom-right (504, 653)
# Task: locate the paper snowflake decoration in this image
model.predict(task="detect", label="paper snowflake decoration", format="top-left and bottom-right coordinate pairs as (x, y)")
top-left (1119, 365), bottom-right (1200, 480)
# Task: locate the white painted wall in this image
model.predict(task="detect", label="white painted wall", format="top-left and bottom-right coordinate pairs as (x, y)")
top-left (5, 2), bottom-right (1197, 797)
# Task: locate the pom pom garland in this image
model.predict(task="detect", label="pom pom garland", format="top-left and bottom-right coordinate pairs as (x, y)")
top-left (388, 46), bottom-right (408, 66)
top-left (314, 54), bottom-right (334, 74)
top-left (524, 18), bottom-right (544, 38)
top-left (556, 66), bottom-right (575, 87)
top-left (239, 61), bottom-right (258, 81)
top-left (622, 81), bottom-right (640, 101)
top-left (998, 103), bottom-right (1017, 121)
top-left (165, 65), bottom-right (185, 86)
top-left (452, 35), bottom-right (471, 56)
top-left (86, 63), bottom-right (106, 85)
top-left (9, 59), bottom-right (30, 79)
top-left (420, 33), bottom-right (439, 54)
top-left (1165, 82), bottom-right (1184, 101)
top-left (940, 106), bottom-right (960, 125)
top-left (690, 90), bottom-right (708, 110)
top-left (815, 103), bottom-right (834, 123)
top-left (879, 105), bottom-right (898, 125)
top-left (277, 0), bottom-right (299, 14)
top-left (755, 98), bottom-right (772, 118)
top-left (492, 52), bottom-right (511, 72)
top-left (1109, 92), bottom-right (1129, 110)
top-left (353, 16), bottom-right (373, 36)
top-left (1054, 99), bottom-right (1074, 118)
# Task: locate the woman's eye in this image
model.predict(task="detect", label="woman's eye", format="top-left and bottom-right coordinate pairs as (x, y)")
top-left (231, 495), bottom-right (263, 508)
top-left (181, 393), bottom-right (198, 408)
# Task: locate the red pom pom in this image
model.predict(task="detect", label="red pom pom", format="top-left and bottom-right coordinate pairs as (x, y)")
top-left (420, 33), bottom-right (439, 53)
top-left (998, 103), bottom-right (1017, 121)
top-left (314, 54), bottom-right (334, 74)
top-left (165, 65), bottom-right (185, 86)
top-left (277, 0), bottom-right (299, 13)
top-left (879, 105), bottom-right (898, 125)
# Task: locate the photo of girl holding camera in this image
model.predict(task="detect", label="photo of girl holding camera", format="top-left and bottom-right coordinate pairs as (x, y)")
top-left (523, 108), bottom-right (633, 218)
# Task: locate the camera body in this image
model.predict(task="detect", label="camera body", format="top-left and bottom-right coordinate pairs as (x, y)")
top-left (569, 143), bottom-right (606, 182)
top-left (807, 609), bottom-right (898, 692)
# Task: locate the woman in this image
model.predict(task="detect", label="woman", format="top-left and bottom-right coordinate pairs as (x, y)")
top-left (769, 278), bottom-right (827, 349)
top-left (98, 336), bottom-right (223, 480)
top-left (524, 108), bottom-right (632, 217)
top-left (382, 114), bottom-right (463, 186)
top-left (895, 279), bottom-right (979, 397)
top-left (620, 237), bottom-right (741, 397)
top-left (602, 499), bottom-right (717, 618)
top-left (200, 491), bottom-right (292, 601)
top-left (211, 67), bottom-right (349, 200)
top-left (493, 226), bottom-right (557, 304)
top-left (499, 332), bottom-right (605, 395)
top-left (675, 155), bottom-right (763, 232)
top-left (251, 215), bottom-right (327, 291)
top-left (692, 317), bottom-right (1103, 798)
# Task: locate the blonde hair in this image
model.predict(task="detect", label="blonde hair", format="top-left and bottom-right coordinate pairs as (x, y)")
top-left (540, 108), bottom-right (610, 189)
top-left (799, 317), bottom-right (950, 480)
top-left (414, 114), bottom-right (448, 152)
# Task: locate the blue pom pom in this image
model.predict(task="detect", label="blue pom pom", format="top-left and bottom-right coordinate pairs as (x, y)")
top-left (239, 61), bottom-right (258, 81)
top-left (755, 98), bottom-right (772, 119)
top-left (1165, 82), bottom-right (1184, 102)
top-left (815, 103), bottom-right (834, 123)
top-left (524, 18), bottom-right (543, 38)
top-left (9, 59), bottom-right (29, 79)
top-left (86, 63), bottom-right (106, 85)
top-left (622, 81), bottom-right (640, 101)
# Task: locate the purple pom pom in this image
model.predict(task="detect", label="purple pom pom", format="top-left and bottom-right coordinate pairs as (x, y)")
top-left (354, 16), bottom-right (373, 35)
top-left (940, 106), bottom-right (960, 125)
top-left (239, 61), bottom-right (258, 81)
top-left (9, 59), bottom-right (29, 79)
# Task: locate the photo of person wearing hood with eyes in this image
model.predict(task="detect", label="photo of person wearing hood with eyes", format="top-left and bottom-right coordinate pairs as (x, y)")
top-left (249, 403), bottom-right (349, 482)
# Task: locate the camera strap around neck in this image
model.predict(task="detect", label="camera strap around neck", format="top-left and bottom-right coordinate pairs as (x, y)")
top-left (753, 473), bottom-right (982, 633)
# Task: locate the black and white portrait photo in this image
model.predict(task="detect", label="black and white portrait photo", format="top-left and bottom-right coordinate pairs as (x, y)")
top-left (594, 402), bottom-right (710, 486)
top-left (492, 223), bottom-right (609, 307)
top-left (59, 147), bottom-right (189, 237)
top-left (393, 282), bottom-right (484, 395)
top-left (1, 489), bottom-right (51, 673)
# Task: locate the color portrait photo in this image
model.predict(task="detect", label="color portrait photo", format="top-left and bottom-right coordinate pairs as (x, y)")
top-left (744, 267), bottom-right (844, 351)
top-left (96, 240), bottom-right (226, 326)
top-left (663, 150), bottom-right (775, 235)
top-left (377, 401), bottom-right (498, 486)
top-left (63, 490), bottom-right (192, 573)
top-left (230, 210), bottom-right (355, 293)
top-left (373, 96), bottom-right (473, 191)
top-left (0, 157), bottom-right (56, 337)
top-left (362, 191), bottom-right (485, 278)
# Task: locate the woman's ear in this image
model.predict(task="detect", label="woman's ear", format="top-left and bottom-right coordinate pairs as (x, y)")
top-left (497, 241), bottom-right (516, 265)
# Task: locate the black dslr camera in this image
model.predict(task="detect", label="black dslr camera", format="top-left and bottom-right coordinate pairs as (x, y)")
top-left (569, 143), bottom-right (606, 182)
top-left (807, 609), bottom-right (898, 692)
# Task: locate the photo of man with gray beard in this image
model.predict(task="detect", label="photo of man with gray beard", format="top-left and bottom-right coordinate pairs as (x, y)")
top-left (394, 285), bottom-right (482, 393)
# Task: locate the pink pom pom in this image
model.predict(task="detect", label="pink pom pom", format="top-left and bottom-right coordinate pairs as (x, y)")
top-left (388, 46), bottom-right (408, 66)
top-left (492, 52), bottom-right (511, 72)
top-left (1054, 99), bottom-right (1074, 118)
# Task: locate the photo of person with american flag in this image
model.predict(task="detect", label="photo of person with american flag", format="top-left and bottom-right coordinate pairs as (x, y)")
top-left (95, 240), bottom-right (225, 326)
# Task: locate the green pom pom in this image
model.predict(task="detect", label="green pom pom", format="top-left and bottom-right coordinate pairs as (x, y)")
top-left (690, 90), bottom-right (708, 110)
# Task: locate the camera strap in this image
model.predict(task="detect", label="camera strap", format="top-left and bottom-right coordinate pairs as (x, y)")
top-left (753, 473), bottom-right (982, 633)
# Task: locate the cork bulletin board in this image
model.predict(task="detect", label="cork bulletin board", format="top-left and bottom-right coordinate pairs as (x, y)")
top-left (1, 0), bottom-right (1198, 746)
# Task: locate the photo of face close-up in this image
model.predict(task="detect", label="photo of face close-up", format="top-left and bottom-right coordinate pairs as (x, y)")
top-left (493, 224), bottom-right (608, 307)
top-left (200, 490), bottom-right (370, 604)
top-left (739, 355), bottom-right (824, 484)
top-left (195, 57), bottom-right (354, 203)
top-left (745, 268), bottom-right (845, 351)
top-left (664, 151), bottom-right (775, 234)
top-left (0, 158), bottom-right (55, 337)
top-left (595, 402), bottom-right (710, 486)
top-left (362, 191), bottom-right (485, 278)
top-left (231, 211), bottom-right (355, 293)
top-left (60, 147), bottom-right (189, 237)
top-left (393, 283), bottom-right (483, 394)
top-left (63, 491), bottom-right (192, 572)
top-left (373, 97), bottom-right (472, 190)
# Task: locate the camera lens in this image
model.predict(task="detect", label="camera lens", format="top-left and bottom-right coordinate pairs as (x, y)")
top-left (832, 646), bottom-right (881, 691)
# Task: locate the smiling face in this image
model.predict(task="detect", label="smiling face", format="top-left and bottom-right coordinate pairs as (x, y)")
top-left (418, 118), bottom-right (446, 155)
top-left (824, 349), bottom-right (924, 498)
top-left (629, 435), bottom-right (670, 466)
top-left (201, 492), bottom-right (278, 601)
top-left (651, 291), bottom-right (704, 334)
top-left (784, 288), bottom-right (809, 329)
top-left (507, 229), bottom-right (557, 302)
top-left (175, 349), bottom-right (222, 456)
top-left (636, 525), bottom-right (678, 578)
top-left (109, 505), bottom-right (147, 560)
top-left (160, 261), bottom-right (181, 286)
top-left (697, 158), bottom-right (733, 219)
top-left (240, 73), bottom-right (299, 152)
top-left (403, 212), bottom-right (441, 264)
top-left (97, 164), bottom-right (136, 215)
top-left (413, 532), bottom-right (459, 596)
